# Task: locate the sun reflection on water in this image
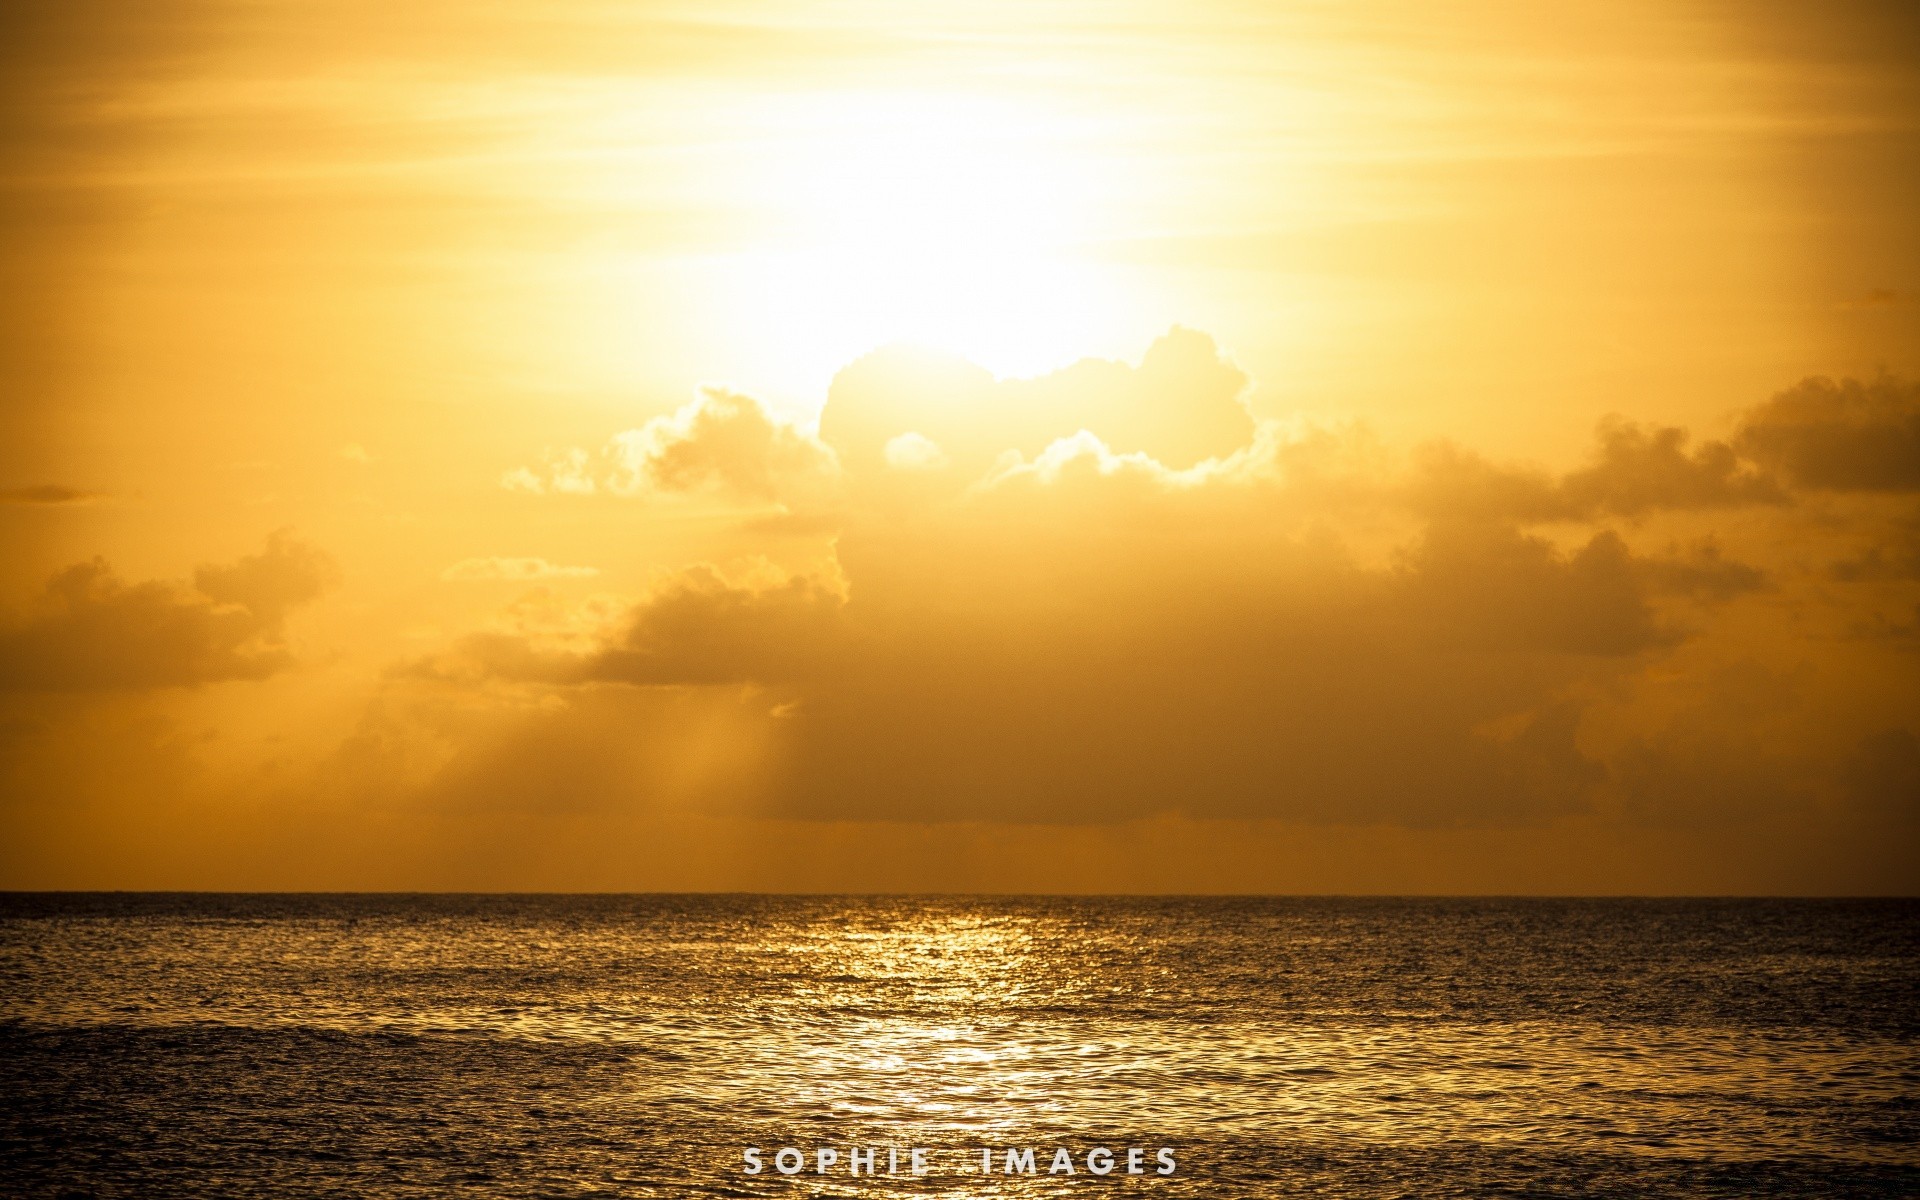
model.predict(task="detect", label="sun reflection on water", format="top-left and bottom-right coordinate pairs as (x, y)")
top-left (5, 896), bottom-right (1917, 1196)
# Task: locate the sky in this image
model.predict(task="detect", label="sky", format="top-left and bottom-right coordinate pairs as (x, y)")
top-left (0, 0), bottom-right (1916, 892)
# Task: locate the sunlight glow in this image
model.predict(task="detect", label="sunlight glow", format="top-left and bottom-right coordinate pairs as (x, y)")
top-left (711, 90), bottom-right (1145, 380)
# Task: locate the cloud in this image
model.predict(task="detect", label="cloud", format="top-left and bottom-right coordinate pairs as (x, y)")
top-left (1839, 288), bottom-right (1911, 310)
top-left (425, 449), bottom-right (1754, 825)
top-left (818, 327), bottom-right (1255, 490)
top-left (414, 566), bottom-right (845, 688)
top-left (1635, 538), bottom-right (1770, 600)
top-left (978, 429), bottom-right (1211, 494)
top-left (1610, 728), bottom-right (1814, 827)
top-left (192, 533), bottom-right (336, 624)
top-left (501, 447), bottom-right (596, 496)
top-left (582, 567), bottom-right (847, 687)
top-left (1412, 420), bottom-right (1783, 523)
top-left (1000, 326), bottom-right (1255, 469)
top-left (494, 328), bottom-right (1260, 517)
top-left (609, 388), bottom-right (839, 501)
top-left (883, 431), bottom-right (946, 471)
top-left (380, 349), bottom-right (1898, 835)
top-left (500, 325), bottom-right (1256, 515)
top-left (1558, 420), bottom-right (1785, 515)
top-left (1735, 375), bottom-right (1920, 491)
top-left (1396, 524), bottom-right (1671, 656)
top-left (1407, 378), bottom-right (1920, 523)
top-left (501, 389), bottom-right (842, 510)
top-left (1831, 516), bottom-right (1920, 582)
top-left (0, 484), bottom-right (104, 505)
top-left (1406, 443), bottom-right (1562, 523)
top-left (758, 494), bottom-right (1627, 824)
top-left (440, 557), bottom-right (599, 582)
top-left (1843, 729), bottom-right (1920, 822)
top-left (0, 532), bottom-right (335, 691)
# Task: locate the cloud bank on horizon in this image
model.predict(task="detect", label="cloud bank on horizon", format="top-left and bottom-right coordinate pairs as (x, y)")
top-left (426, 333), bottom-right (1914, 834)
top-left (1, 331), bottom-right (1916, 890)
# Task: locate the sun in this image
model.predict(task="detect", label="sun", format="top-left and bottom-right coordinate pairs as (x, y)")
top-left (710, 89), bottom-right (1146, 383)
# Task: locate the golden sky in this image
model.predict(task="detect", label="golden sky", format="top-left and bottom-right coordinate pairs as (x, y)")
top-left (1, 0), bottom-right (1916, 892)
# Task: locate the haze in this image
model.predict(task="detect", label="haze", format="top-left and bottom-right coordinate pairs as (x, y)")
top-left (1, 0), bottom-right (1916, 892)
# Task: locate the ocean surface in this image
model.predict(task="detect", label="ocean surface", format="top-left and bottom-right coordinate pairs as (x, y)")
top-left (2, 895), bottom-right (1916, 1198)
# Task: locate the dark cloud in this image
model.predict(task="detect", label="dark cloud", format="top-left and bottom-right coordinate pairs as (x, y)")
top-left (770, 496), bottom-right (1628, 825)
top-left (1736, 375), bottom-right (1920, 491)
top-left (425, 454), bottom-right (1756, 825)
top-left (0, 484), bottom-right (103, 505)
top-left (1411, 377), bottom-right (1920, 524)
top-left (1412, 420), bottom-right (1783, 524)
top-left (1845, 602), bottom-right (1920, 643)
top-left (0, 532), bottom-right (335, 691)
top-left (405, 568), bottom-right (847, 689)
top-left (1397, 524), bottom-right (1669, 656)
top-left (192, 533), bottom-right (337, 626)
top-left (1559, 420), bottom-right (1785, 516)
top-left (1830, 515), bottom-right (1920, 582)
top-left (1844, 728), bottom-right (1920, 822)
top-left (582, 568), bottom-right (847, 687)
top-left (1598, 658), bottom-right (1827, 827)
top-left (1636, 538), bottom-right (1770, 600)
top-left (1610, 730), bottom-right (1813, 827)
top-left (400, 359), bottom-right (1892, 832)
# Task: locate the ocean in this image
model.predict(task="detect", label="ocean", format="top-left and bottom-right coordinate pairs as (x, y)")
top-left (2, 895), bottom-right (1916, 1197)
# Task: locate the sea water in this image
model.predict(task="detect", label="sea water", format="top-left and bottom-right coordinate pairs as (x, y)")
top-left (2, 895), bottom-right (1916, 1197)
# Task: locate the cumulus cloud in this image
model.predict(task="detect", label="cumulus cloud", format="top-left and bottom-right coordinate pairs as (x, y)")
top-left (1559, 420), bottom-right (1785, 515)
top-left (978, 429), bottom-right (1213, 495)
top-left (883, 431), bottom-right (946, 471)
top-left (1397, 525), bottom-right (1670, 656)
top-left (0, 532), bottom-right (335, 691)
top-left (1736, 375), bottom-right (1920, 491)
top-left (425, 456), bottom-right (1754, 825)
top-left (441, 557), bottom-right (599, 582)
top-left (502, 389), bottom-right (841, 508)
top-left (1412, 420), bottom-right (1782, 523)
top-left (582, 567), bottom-right (848, 687)
top-left (1409, 378), bottom-right (1920, 523)
top-left (390, 345), bottom-right (1904, 834)
top-left (501, 447), bottom-right (596, 496)
top-left (770, 510), bottom-right (1623, 825)
top-left (407, 566), bottom-right (845, 689)
top-left (501, 330), bottom-right (1253, 513)
top-left (609, 388), bottom-right (839, 501)
top-left (818, 326), bottom-right (1255, 490)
